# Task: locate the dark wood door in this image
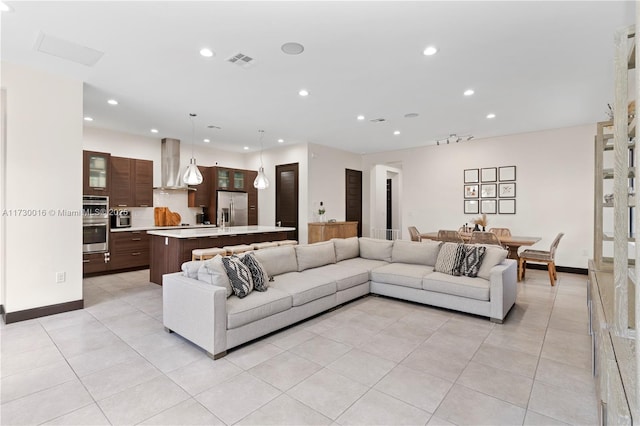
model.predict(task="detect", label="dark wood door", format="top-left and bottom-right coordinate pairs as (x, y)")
top-left (276, 163), bottom-right (298, 241)
top-left (188, 166), bottom-right (211, 208)
top-left (345, 169), bottom-right (363, 237)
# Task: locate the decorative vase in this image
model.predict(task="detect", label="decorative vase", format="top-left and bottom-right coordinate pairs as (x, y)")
top-left (482, 226), bottom-right (486, 231)
top-left (473, 224), bottom-right (480, 231)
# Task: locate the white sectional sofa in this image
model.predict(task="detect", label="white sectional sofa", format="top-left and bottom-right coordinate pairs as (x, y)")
top-left (162, 237), bottom-right (517, 359)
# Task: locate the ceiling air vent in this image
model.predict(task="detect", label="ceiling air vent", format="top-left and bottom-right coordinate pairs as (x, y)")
top-left (369, 118), bottom-right (386, 123)
top-left (226, 52), bottom-right (256, 68)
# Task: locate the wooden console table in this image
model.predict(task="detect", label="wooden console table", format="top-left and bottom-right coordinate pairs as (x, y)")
top-left (308, 221), bottom-right (358, 243)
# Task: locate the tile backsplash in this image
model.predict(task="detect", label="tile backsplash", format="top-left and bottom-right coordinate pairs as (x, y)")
top-left (128, 190), bottom-right (203, 227)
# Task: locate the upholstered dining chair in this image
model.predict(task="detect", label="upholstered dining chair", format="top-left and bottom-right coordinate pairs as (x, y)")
top-left (437, 229), bottom-right (464, 243)
top-left (488, 227), bottom-right (512, 237)
top-left (518, 233), bottom-right (564, 286)
top-left (469, 231), bottom-right (502, 246)
top-left (408, 226), bottom-right (422, 242)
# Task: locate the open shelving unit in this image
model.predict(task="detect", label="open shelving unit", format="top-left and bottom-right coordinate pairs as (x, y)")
top-left (590, 24), bottom-right (638, 425)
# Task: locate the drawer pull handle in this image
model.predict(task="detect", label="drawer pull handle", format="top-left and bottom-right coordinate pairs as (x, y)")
top-left (132, 252), bottom-right (141, 256)
top-left (139, 204), bottom-right (149, 207)
top-left (132, 238), bottom-right (141, 241)
top-left (82, 260), bottom-right (90, 263)
top-left (118, 204), bottom-right (128, 207)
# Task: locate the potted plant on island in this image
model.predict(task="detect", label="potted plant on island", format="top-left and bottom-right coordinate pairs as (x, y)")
top-left (318, 201), bottom-right (326, 222)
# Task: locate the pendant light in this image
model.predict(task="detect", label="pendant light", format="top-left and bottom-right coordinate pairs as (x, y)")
top-left (182, 113), bottom-right (203, 185)
top-left (253, 129), bottom-right (269, 189)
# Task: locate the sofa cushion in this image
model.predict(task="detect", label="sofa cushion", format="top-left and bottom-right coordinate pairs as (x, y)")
top-left (338, 257), bottom-right (389, 272)
top-left (241, 252), bottom-right (270, 291)
top-left (226, 288), bottom-right (292, 329)
top-left (295, 241), bottom-right (336, 272)
top-left (370, 263), bottom-right (434, 289)
top-left (359, 237), bottom-right (393, 261)
top-left (198, 255), bottom-right (232, 298)
top-left (434, 243), bottom-right (465, 276)
top-left (253, 245), bottom-right (298, 277)
top-left (332, 237), bottom-right (360, 261)
top-left (392, 240), bottom-right (442, 266)
top-left (422, 272), bottom-right (490, 301)
top-left (222, 255), bottom-right (254, 298)
top-left (270, 272), bottom-right (337, 306)
top-left (476, 245), bottom-right (508, 280)
top-left (460, 245), bottom-right (487, 278)
top-left (182, 260), bottom-right (203, 279)
top-left (306, 264), bottom-right (369, 291)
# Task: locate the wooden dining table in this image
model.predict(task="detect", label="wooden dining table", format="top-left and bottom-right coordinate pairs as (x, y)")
top-left (419, 232), bottom-right (541, 260)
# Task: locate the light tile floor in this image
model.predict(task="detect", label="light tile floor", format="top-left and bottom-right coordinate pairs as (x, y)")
top-left (0, 269), bottom-right (597, 425)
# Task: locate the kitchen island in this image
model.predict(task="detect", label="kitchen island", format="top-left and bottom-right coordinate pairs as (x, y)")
top-left (147, 226), bottom-right (295, 284)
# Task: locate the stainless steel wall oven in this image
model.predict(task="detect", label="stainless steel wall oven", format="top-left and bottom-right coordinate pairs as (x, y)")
top-left (83, 195), bottom-right (109, 253)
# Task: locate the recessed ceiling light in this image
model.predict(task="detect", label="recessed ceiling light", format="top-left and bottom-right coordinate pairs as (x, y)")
top-left (394, 130), bottom-right (401, 135)
top-left (357, 115), bottom-right (365, 121)
top-left (150, 128), bottom-right (158, 133)
top-left (298, 89), bottom-right (309, 97)
top-left (83, 116), bottom-right (93, 121)
top-left (200, 48), bottom-right (214, 57)
top-left (1, 2), bottom-right (13, 12)
top-left (404, 113), bottom-right (419, 118)
top-left (278, 139), bottom-right (284, 143)
top-left (107, 99), bottom-right (118, 105)
top-left (281, 42), bottom-right (304, 55)
top-left (243, 146), bottom-right (249, 150)
top-left (486, 113), bottom-right (496, 119)
top-left (203, 138), bottom-right (210, 143)
top-left (423, 46), bottom-right (438, 56)
top-left (464, 89), bottom-right (475, 96)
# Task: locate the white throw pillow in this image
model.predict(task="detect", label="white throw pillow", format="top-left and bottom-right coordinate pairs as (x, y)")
top-left (295, 241), bottom-right (337, 271)
top-left (332, 237), bottom-right (359, 261)
top-left (359, 237), bottom-right (393, 261)
top-left (199, 255), bottom-right (232, 297)
top-left (476, 245), bottom-right (508, 280)
top-left (434, 242), bottom-right (465, 276)
top-left (181, 260), bottom-right (203, 279)
top-left (392, 240), bottom-right (442, 266)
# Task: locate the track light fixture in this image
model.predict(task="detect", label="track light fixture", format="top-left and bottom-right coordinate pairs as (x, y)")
top-left (434, 133), bottom-right (474, 146)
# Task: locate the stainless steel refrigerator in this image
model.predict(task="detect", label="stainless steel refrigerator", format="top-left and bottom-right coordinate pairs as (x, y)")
top-left (217, 191), bottom-right (248, 226)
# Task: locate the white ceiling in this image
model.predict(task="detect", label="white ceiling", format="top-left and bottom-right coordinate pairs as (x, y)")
top-left (1, 1), bottom-right (635, 154)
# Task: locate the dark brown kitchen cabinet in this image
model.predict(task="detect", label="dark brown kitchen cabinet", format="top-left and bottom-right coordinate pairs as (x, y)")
top-left (110, 157), bottom-right (153, 208)
top-left (134, 159), bottom-right (153, 207)
top-left (83, 252), bottom-right (109, 274)
top-left (108, 231), bottom-right (150, 271)
top-left (188, 166), bottom-right (211, 208)
top-left (83, 151), bottom-right (110, 195)
top-left (246, 170), bottom-right (258, 225)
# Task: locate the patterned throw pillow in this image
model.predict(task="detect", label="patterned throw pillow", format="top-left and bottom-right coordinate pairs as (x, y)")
top-left (460, 245), bottom-right (487, 278)
top-left (221, 255), bottom-right (254, 298)
top-left (241, 252), bottom-right (270, 292)
top-left (434, 242), bottom-right (465, 276)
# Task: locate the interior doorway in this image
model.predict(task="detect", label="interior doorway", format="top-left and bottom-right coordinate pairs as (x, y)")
top-left (386, 178), bottom-right (392, 240)
top-left (275, 163), bottom-right (299, 241)
top-left (345, 169), bottom-right (362, 237)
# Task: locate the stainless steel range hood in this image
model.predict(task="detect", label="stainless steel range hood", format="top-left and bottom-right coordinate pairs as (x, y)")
top-left (154, 138), bottom-right (196, 191)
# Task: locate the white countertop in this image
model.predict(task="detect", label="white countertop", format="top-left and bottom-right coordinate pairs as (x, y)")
top-left (146, 225), bottom-right (295, 238)
top-left (111, 224), bottom-right (219, 233)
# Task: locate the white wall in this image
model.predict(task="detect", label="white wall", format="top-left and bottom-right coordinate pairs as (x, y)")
top-left (1, 62), bottom-right (83, 312)
top-left (307, 143), bottom-right (363, 223)
top-left (362, 124), bottom-right (595, 269)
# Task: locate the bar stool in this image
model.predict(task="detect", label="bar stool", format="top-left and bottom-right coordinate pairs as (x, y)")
top-left (191, 247), bottom-right (226, 261)
top-left (251, 241), bottom-right (279, 250)
top-left (277, 240), bottom-right (298, 246)
top-left (222, 245), bottom-right (254, 255)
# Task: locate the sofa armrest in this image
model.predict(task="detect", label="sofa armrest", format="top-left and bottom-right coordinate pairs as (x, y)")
top-left (488, 259), bottom-right (518, 322)
top-left (162, 272), bottom-right (227, 357)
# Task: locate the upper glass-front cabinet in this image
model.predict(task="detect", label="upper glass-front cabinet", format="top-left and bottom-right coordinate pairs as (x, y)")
top-left (217, 169), bottom-right (230, 189)
top-left (83, 151), bottom-right (110, 195)
top-left (233, 171), bottom-right (245, 190)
